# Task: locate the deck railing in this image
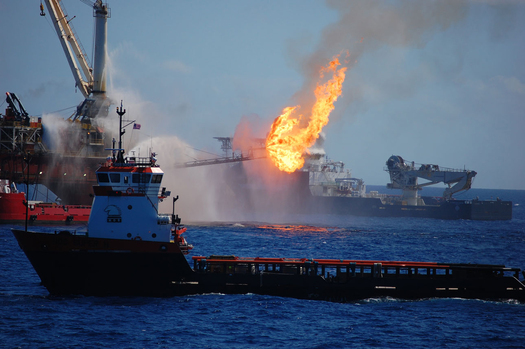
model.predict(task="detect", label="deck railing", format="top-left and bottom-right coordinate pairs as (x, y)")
top-left (191, 256), bottom-right (522, 282)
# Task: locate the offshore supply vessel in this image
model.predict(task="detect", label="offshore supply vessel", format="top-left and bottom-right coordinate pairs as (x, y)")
top-left (11, 106), bottom-right (525, 302)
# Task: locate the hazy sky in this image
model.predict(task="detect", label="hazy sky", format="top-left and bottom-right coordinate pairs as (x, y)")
top-left (1, 0), bottom-right (524, 190)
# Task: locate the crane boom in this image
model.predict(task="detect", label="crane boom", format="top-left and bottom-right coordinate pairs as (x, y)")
top-left (44, 0), bottom-right (93, 98)
top-left (43, 0), bottom-right (110, 119)
top-left (385, 155), bottom-right (476, 201)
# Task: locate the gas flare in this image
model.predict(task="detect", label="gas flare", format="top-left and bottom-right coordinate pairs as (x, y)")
top-left (265, 55), bottom-right (347, 173)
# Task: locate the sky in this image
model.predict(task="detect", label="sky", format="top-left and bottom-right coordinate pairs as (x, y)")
top-left (1, 0), bottom-right (524, 191)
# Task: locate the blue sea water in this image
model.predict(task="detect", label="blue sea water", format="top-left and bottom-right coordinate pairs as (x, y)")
top-left (1, 188), bottom-right (524, 348)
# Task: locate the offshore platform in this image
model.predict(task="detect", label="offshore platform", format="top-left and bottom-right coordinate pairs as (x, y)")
top-left (0, 0), bottom-right (110, 205)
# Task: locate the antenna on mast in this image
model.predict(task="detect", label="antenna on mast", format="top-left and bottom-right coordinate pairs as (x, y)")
top-left (116, 101), bottom-right (126, 163)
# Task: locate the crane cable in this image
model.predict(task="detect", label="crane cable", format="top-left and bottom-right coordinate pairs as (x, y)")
top-left (40, 1), bottom-right (58, 35)
top-left (32, 106), bottom-right (77, 118)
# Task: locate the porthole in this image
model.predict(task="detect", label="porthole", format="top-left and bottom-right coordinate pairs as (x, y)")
top-left (128, 205), bottom-right (132, 210)
top-left (127, 233), bottom-right (132, 238)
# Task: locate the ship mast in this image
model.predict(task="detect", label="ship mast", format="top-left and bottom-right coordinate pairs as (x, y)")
top-left (115, 101), bottom-right (126, 164)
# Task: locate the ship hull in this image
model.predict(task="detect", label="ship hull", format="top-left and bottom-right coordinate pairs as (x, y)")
top-left (310, 195), bottom-right (513, 220)
top-left (0, 192), bottom-right (90, 225)
top-left (194, 272), bottom-right (524, 302)
top-left (12, 229), bottom-right (194, 296)
top-left (12, 230), bottom-right (525, 301)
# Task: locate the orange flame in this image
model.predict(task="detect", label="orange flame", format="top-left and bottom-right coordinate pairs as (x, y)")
top-left (265, 55), bottom-right (347, 173)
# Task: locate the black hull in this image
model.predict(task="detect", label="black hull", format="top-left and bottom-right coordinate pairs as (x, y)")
top-left (310, 196), bottom-right (513, 220)
top-left (12, 230), bottom-right (525, 302)
top-left (12, 229), bottom-right (194, 297)
top-left (193, 273), bottom-right (524, 302)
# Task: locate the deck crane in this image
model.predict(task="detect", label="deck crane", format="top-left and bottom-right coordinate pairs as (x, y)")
top-left (385, 155), bottom-right (476, 204)
top-left (42, 0), bottom-right (110, 121)
top-left (4, 92), bottom-right (30, 123)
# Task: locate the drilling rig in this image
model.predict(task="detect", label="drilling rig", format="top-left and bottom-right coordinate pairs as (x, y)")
top-left (0, 1), bottom-right (111, 205)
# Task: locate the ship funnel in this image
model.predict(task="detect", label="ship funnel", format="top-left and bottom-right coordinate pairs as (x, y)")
top-left (92, 1), bottom-right (109, 96)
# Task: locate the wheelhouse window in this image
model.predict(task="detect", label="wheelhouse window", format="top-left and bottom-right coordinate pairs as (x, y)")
top-left (132, 173), bottom-right (152, 183)
top-left (152, 174), bottom-right (163, 183)
top-left (97, 173), bottom-right (109, 183)
top-left (110, 173), bottom-right (121, 183)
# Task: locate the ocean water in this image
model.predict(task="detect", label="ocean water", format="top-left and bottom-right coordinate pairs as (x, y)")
top-left (1, 189), bottom-right (524, 348)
